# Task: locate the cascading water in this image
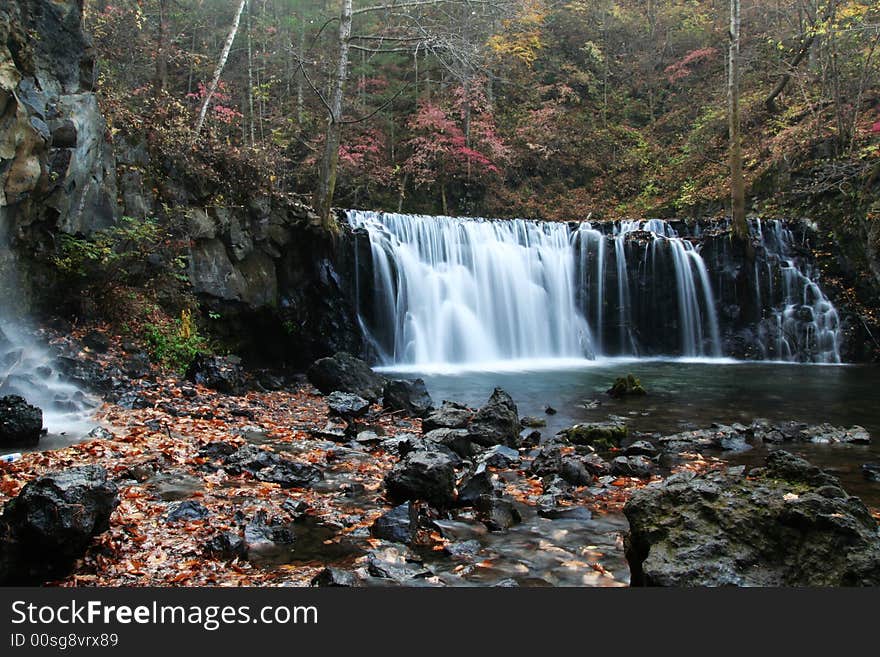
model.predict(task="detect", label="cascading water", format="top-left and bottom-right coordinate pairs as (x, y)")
top-left (751, 219), bottom-right (841, 363)
top-left (348, 211), bottom-right (593, 365)
top-left (0, 212), bottom-right (96, 439)
top-left (348, 210), bottom-right (842, 367)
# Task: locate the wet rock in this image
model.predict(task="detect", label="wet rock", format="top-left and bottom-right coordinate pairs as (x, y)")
top-left (243, 511), bottom-right (295, 555)
top-left (354, 430), bottom-right (383, 448)
top-left (385, 450), bottom-right (457, 508)
top-left (223, 445), bottom-right (323, 488)
top-left (204, 531), bottom-right (246, 560)
top-left (457, 464), bottom-right (499, 507)
top-left (366, 548), bottom-right (433, 582)
top-left (607, 373), bottom-right (647, 398)
top-left (658, 424), bottom-right (750, 453)
top-left (0, 466), bottom-right (119, 585)
top-left (422, 401), bottom-right (473, 433)
top-left (476, 495), bottom-right (522, 531)
top-left (544, 406), bottom-right (557, 415)
top-left (87, 426), bottom-right (114, 440)
top-left (313, 421), bottom-right (348, 442)
top-left (185, 354), bottom-right (246, 395)
top-left (478, 444), bottom-right (520, 468)
top-left (327, 391), bottom-right (371, 418)
top-left (443, 539), bottom-right (481, 559)
top-left (370, 502), bottom-right (418, 544)
top-left (560, 421), bottom-right (627, 449)
top-left (521, 416), bottom-right (547, 428)
top-left (82, 330), bottom-right (110, 353)
top-left (468, 388), bottom-right (522, 448)
top-left (751, 420), bottom-right (870, 445)
top-left (0, 395), bottom-right (43, 446)
top-left (165, 500), bottom-right (210, 522)
top-left (311, 567), bottom-right (360, 587)
top-left (529, 444), bottom-right (602, 486)
top-left (424, 428), bottom-right (477, 458)
top-left (623, 440), bottom-right (658, 457)
top-left (122, 353), bottom-right (151, 378)
top-left (55, 357), bottom-right (121, 391)
top-left (198, 441), bottom-right (238, 459)
top-left (383, 378), bottom-right (434, 418)
top-left (863, 464), bottom-right (880, 482)
top-left (610, 455), bottom-right (655, 479)
top-left (307, 352), bottom-right (386, 402)
top-left (624, 451), bottom-right (880, 586)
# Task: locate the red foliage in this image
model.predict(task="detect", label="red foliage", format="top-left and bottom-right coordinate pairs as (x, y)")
top-left (664, 47), bottom-right (719, 84)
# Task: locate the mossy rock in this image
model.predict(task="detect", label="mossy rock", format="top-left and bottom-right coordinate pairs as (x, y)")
top-left (559, 422), bottom-right (627, 449)
top-left (608, 373), bottom-right (647, 398)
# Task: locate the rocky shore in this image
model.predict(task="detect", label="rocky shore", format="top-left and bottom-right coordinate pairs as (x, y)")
top-left (1, 329), bottom-right (878, 587)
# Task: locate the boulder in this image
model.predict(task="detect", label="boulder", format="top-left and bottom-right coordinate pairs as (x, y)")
top-left (326, 391), bottom-right (371, 418)
top-left (0, 395), bottom-right (43, 446)
top-left (0, 466), bottom-right (119, 584)
top-left (468, 388), bottom-right (522, 448)
top-left (475, 495), bottom-right (522, 531)
top-left (311, 567), bottom-right (360, 587)
top-left (559, 421), bottom-right (627, 449)
top-left (204, 531), bottom-right (247, 560)
top-left (383, 378), bottom-right (434, 418)
top-left (422, 401), bottom-right (473, 433)
top-left (222, 445), bottom-right (323, 488)
top-left (385, 450), bottom-right (457, 507)
top-left (477, 444), bottom-right (520, 468)
top-left (165, 500), bottom-right (210, 522)
top-left (658, 424), bottom-right (751, 453)
top-left (185, 354), bottom-right (246, 395)
top-left (457, 464), bottom-right (499, 507)
top-left (370, 502), bottom-right (418, 544)
top-left (623, 440), bottom-right (658, 457)
top-left (424, 428), bottom-right (477, 458)
top-left (610, 455), bottom-right (655, 479)
top-left (624, 451), bottom-right (880, 586)
top-left (307, 352), bottom-right (386, 402)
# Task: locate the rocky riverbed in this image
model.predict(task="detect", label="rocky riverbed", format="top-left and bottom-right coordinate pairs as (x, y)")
top-left (1, 329), bottom-right (879, 587)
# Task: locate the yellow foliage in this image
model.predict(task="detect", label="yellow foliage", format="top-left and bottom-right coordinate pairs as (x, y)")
top-left (487, 0), bottom-right (547, 66)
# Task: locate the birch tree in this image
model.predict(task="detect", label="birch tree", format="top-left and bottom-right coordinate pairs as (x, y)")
top-left (194, 0), bottom-right (249, 140)
top-left (728, 0), bottom-right (747, 242)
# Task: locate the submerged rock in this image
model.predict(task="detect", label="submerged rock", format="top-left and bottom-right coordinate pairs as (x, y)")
top-left (0, 395), bottom-right (43, 446)
top-left (521, 416), bottom-right (547, 428)
top-left (385, 450), bottom-right (457, 507)
top-left (607, 374), bottom-right (647, 398)
top-left (624, 451), bottom-right (880, 586)
top-left (383, 378), bottom-right (434, 418)
top-left (0, 465), bottom-right (119, 584)
top-left (658, 423), bottom-right (750, 452)
top-left (468, 388), bottom-right (522, 448)
top-left (307, 352), bottom-right (386, 401)
top-left (863, 464), bottom-right (880, 482)
top-left (559, 421), bottom-right (627, 449)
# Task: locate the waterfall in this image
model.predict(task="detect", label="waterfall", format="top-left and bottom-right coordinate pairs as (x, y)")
top-left (348, 211), bottom-right (592, 366)
top-left (347, 210), bottom-right (840, 367)
top-left (0, 212), bottom-right (96, 437)
top-left (753, 220), bottom-right (841, 364)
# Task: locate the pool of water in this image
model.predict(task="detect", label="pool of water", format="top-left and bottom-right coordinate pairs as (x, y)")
top-left (383, 359), bottom-right (880, 507)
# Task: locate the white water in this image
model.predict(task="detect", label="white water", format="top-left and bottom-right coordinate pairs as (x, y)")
top-left (348, 210), bottom-right (842, 367)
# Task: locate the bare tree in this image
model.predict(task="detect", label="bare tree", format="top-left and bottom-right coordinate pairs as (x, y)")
top-left (728, 0), bottom-right (747, 242)
top-left (194, 0), bottom-right (249, 140)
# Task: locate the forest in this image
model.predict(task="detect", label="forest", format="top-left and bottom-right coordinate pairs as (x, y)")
top-left (1, 0), bottom-right (880, 595)
top-left (90, 0), bottom-right (879, 221)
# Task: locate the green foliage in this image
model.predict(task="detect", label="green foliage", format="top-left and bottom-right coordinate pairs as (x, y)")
top-left (143, 311), bottom-right (208, 373)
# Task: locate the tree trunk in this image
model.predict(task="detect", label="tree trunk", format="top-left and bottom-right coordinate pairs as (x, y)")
top-left (155, 0), bottom-right (169, 94)
top-left (315, 0), bottom-right (353, 229)
top-left (296, 18), bottom-right (305, 125)
top-left (728, 0), bottom-right (748, 243)
top-left (194, 0), bottom-right (249, 140)
top-left (246, 4), bottom-right (255, 148)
